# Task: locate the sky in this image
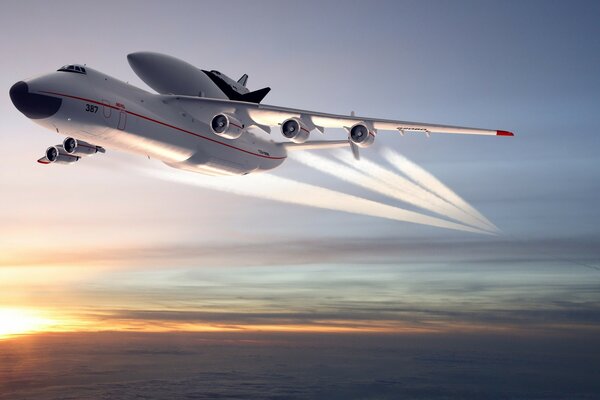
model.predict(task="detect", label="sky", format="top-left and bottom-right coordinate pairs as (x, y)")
top-left (1, 0), bottom-right (600, 398)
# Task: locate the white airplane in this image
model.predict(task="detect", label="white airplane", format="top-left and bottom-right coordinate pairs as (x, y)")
top-left (10, 52), bottom-right (513, 176)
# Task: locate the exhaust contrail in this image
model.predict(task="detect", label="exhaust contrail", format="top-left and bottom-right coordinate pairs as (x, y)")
top-left (141, 167), bottom-right (492, 235)
top-left (291, 151), bottom-right (493, 233)
top-left (381, 148), bottom-right (498, 232)
top-left (330, 150), bottom-right (497, 233)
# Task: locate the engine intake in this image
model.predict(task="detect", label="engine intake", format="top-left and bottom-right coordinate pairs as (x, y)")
top-left (281, 118), bottom-right (310, 143)
top-left (46, 145), bottom-right (79, 164)
top-left (63, 137), bottom-right (103, 156)
top-left (210, 113), bottom-right (244, 139)
top-left (348, 122), bottom-right (375, 148)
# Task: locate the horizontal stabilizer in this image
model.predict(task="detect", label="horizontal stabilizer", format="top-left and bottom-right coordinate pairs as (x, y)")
top-left (240, 87), bottom-right (271, 104)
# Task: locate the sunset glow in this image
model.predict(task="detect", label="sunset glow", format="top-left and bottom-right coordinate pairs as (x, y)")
top-left (0, 308), bottom-right (55, 338)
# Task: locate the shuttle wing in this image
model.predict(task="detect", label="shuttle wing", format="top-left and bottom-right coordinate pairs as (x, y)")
top-left (166, 95), bottom-right (514, 137)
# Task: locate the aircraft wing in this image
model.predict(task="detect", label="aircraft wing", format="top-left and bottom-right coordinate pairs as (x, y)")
top-left (248, 103), bottom-right (513, 137)
top-left (166, 95), bottom-right (514, 137)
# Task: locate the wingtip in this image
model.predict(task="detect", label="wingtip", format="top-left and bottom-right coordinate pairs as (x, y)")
top-left (496, 130), bottom-right (514, 137)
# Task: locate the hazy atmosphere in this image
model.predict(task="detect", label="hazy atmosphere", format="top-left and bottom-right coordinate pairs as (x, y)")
top-left (1, 1), bottom-right (599, 398)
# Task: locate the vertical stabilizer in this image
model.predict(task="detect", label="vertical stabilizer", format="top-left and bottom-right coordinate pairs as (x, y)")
top-left (237, 74), bottom-right (248, 87)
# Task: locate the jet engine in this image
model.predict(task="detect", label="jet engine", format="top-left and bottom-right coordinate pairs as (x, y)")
top-left (45, 145), bottom-right (80, 164)
top-left (210, 113), bottom-right (245, 139)
top-left (280, 118), bottom-right (310, 143)
top-left (63, 137), bottom-right (104, 156)
top-left (348, 122), bottom-right (375, 148)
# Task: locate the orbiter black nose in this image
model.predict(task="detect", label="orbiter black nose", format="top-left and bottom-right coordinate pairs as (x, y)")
top-left (9, 81), bottom-right (62, 119)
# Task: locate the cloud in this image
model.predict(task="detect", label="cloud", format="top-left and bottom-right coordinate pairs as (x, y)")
top-left (79, 294), bottom-right (600, 335)
top-left (2, 235), bottom-right (599, 269)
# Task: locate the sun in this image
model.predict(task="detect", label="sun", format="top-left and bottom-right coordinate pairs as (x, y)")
top-left (0, 308), bottom-right (53, 338)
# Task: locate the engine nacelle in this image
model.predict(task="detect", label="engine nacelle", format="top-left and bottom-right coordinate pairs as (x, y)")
top-left (46, 145), bottom-right (80, 164)
top-left (63, 137), bottom-right (103, 156)
top-left (280, 118), bottom-right (310, 143)
top-left (348, 122), bottom-right (375, 148)
top-left (210, 113), bottom-right (245, 139)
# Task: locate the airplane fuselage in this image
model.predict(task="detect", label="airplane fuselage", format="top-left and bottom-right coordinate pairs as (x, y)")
top-left (11, 53), bottom-right (513, 177)
top-left (13, 66), bottom-right (286, 175)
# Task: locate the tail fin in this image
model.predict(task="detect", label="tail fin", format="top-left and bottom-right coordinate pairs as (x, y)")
top-left (237, 74), bottom-right (248, 87)
top-left (240, 87), bottom-right (271, 103)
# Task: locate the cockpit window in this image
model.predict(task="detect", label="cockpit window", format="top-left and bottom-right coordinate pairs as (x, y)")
top-left (211, 70), bottom-right (221, 75)
top-left (57, 64), bottom-right (87, 74)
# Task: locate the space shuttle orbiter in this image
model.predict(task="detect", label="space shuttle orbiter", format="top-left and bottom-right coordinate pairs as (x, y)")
top-left (127, 52), bottom-right (270, 103)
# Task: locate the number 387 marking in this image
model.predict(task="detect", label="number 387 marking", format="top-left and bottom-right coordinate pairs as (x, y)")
top-left (85, 104), bottom-right (99, 113)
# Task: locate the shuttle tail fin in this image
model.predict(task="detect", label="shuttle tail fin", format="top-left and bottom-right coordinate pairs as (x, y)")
top-left (237, 74), bottom-right (248, 87)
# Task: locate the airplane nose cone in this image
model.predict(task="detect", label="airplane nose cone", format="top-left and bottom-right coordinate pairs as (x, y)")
top-left (9, 81), bottom-right (62, 119)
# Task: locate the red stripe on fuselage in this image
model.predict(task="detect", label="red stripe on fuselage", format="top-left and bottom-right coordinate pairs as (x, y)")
top-left (39, 90), bottom-right (286, 160)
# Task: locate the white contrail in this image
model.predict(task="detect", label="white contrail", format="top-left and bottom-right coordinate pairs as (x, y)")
top-left (291, 151), bottom-right (493, 233)
top-left (140, 167), bottom-right (492, 235)
top-left (381, 148), bottom-right (498, 232)
top-left (331, 150), bottom-right (497, 233)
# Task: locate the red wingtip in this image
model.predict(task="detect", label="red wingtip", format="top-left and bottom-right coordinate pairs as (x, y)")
top-left (496, 130), bottom-right (514, 137)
